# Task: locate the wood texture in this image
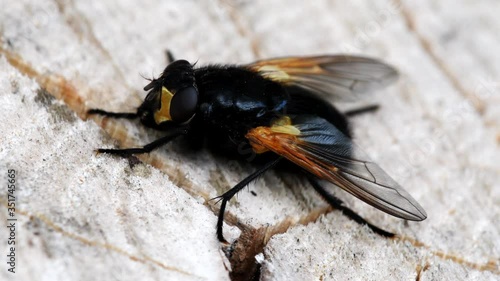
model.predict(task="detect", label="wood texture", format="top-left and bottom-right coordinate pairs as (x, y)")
top-left (0, 1), bottom-right (498, 280)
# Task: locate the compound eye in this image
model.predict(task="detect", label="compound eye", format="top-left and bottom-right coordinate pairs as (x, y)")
top-left (170, 86), bottom-right (198, 122)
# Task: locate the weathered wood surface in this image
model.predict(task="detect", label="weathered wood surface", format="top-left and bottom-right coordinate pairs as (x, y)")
top-left (0, 1), bottom-right (498, 280)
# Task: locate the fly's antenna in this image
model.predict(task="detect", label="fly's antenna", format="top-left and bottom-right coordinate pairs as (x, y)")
top-left (140, 71), bottom-right (158, 91)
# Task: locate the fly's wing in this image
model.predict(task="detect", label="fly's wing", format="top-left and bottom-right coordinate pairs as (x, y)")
top-left (246, 115), bottom-right (427, 221)
top-left (247, 56), bottom-right (399, 101)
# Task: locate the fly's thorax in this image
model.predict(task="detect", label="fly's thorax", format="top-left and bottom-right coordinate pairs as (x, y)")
top-left (195, 66), bottom-right (289, 124)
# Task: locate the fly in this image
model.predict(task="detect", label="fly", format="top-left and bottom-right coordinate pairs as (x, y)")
top-left (88, 53), bottom-right (427, 242)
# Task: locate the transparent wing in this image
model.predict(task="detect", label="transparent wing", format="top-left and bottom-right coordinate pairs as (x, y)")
top-left (246, 115), bottom-right (427, 220)
top-left (247, 56), bottom-right (399, 101)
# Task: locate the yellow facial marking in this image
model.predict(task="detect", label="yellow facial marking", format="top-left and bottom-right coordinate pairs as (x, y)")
top-left (154, 87), bottom-right (174, 124)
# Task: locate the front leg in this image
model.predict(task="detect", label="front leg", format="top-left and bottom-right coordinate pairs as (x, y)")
top-left (97, 127), bottom-right (189, 157)
top-left (87, 108), bottom-right (138, 119)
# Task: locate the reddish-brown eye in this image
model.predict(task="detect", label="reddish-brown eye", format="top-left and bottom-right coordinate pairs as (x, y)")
top-left (170, 86), bottom-right (198, 122)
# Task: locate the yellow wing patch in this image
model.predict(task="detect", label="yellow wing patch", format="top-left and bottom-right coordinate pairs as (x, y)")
top-left (247, 55), bottom-right (399, 102)
top-left (246, 116), bottom-right (300, 154)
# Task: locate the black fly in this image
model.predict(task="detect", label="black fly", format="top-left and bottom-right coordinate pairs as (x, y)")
top-left (88, 53), bottom-right (427, 242)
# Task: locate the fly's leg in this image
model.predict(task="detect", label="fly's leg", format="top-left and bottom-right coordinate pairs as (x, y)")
top-left (87, 109), bottom-right (138, 119)
top-left (344, 104), bottom-right (379, 117)
top-left (214, 157), bottom-right (281, 243)
top-left (165, 50), bottom-right (175, 64)
top-left (96, 127), bottom-right (188, 157)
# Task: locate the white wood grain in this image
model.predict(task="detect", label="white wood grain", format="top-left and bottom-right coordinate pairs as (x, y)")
top-left (0, 0), bottom-right (498, 280)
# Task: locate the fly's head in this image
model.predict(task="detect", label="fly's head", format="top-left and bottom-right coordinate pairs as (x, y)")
top-left (138, 60), bottom-right (198, 129)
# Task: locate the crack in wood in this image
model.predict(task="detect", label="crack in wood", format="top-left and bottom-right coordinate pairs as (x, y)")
top-left (415, 261), bottom-right (430, 281)
top-left (397, 0), bottom-right (486, 115)
top-left (396, 235), bottom-right (499, 274)
top-left (0, 200), bottom-right (200, 278)
top-left (218, 0), bottom-right (262, 59)
top-left (53, 0), bottom-right (142, 104)
top-left (227, 205), bottom-right (332, 280)
top-left (0, 45), bottom-right (86, 116)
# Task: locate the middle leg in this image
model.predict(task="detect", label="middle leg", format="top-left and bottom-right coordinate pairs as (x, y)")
top-left (214, 157), bottom-right (281, 242)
